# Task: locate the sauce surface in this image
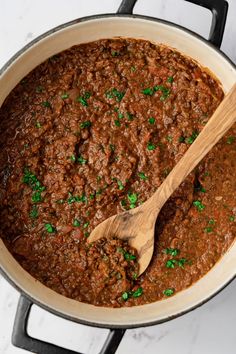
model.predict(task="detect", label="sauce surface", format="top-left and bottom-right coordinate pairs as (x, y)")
top-left (0, 38), bottom-right (235, 307)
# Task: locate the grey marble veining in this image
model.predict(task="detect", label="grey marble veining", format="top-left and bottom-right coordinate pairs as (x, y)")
top-left (0, 1), bottom-right (235, 353)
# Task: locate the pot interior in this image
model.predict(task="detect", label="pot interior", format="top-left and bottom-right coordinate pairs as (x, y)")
top-left (0, 16), bottom-right (236, 327)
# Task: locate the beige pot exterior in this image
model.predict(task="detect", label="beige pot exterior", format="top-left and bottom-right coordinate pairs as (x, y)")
top-left (0, 16), bottom-right (236, 328)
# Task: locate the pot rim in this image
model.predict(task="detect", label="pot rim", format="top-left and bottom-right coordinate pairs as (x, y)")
top-left (0, 12), bottom-right (235, 329)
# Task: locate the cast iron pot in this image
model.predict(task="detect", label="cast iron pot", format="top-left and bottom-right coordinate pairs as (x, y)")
top-left (0, 0), bottom-right (236, 353)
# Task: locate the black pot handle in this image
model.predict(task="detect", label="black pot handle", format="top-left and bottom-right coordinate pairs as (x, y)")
top-left (117, 0), bottom-right (228, 48)
top-left (12, 295), bottom-right (125, 354)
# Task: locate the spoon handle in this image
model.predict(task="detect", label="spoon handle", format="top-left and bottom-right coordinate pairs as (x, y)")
top-left (149, 82), bottom-right (236, 210)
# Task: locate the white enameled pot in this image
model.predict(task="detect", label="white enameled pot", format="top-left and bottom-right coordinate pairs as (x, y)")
top-left (0, 0), bottom-right (236, 330)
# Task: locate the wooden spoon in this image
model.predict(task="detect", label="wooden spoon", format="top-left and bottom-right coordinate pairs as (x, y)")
top-left (88, 83), bottom-right (236, 275)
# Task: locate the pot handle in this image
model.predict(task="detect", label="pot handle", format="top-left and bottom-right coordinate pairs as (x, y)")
top-left (117, 0), bottom-right (228, 48)
top-left (12, 295), bottom-right (125, 354)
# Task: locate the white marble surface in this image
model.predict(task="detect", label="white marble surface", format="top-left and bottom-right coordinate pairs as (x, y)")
top-left (0, 1), bottom-right (236, 353)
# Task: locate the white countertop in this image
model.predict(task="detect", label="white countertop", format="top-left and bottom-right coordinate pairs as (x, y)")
top-left (0, 1), bottom-right (236, 353)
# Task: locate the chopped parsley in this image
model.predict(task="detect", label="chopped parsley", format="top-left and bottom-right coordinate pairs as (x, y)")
top-left (193, 200), bottom-right (205, 211)
top-left (204, 227), bottom-right (213, 233)
top-left (61, 93), bottom-right (69, 99)
top-left (185, 131), bottom-right (199, 144)
top-left (167, 76), bottom-right (174, 83)
top-left (111, 50), bottom-right (119, 57)
top-left (117, 180), bottom-right (124, 190)
top-left (83, 222), bottom-right (89, 229)
top-left (131, 66), bottom-right (136, 72)
top-left (35, 121), bottom-right (42, 129)
top-left (138, 172), bottom-right (148, 181)
top-left (114, 119), bottom-right (121, 127)
top-left (118, 112), bottom-right (124, 119)
top-left (29, 205), bottom-right (38, 219)
top-left (105, 88), bottom-right (125, 102)
top-left (122, 287), bottom-right (143, 301)
top-left (166, 259), bottom-right (177, 269)
top-left (148, 117), bottom-right (155, 124)
top-left (142, 87), bottom-right (154, 96)
top-left (77, 155), bottom-right (87, 164)
top-left (142, 85), bottom-right (170, 100)
top-left (109, 144), bottom-right (115, 151)
top-left (132, 287), bottom-right (143, 298)
top-left (163, 248), bottom-right (180, 256)
top-left (23, 168), bottom-right (46, 203)
top-left (31, 191), bottom-right (42, 203)
top-left (163, 288), bottom-right (175, 296)
top-left (73, 219), bottom-right (80, 227)
top-left (122, 292), bottom-right (129, 301)
top-left (80, 121), bottom-right (92, 129)
top-left (227, 136), bottom-right (235, 144)
top-left (70, 154), bottom-right (76, 162)
top-left (229, 215), bottom-right (235, 222)
top-left (177, 258), bottom-right (188, 268)
top-left (44, 223), bottom-right (56, 233)
top-left (179, 136), bottom-right (185, 143)
top-left (128, 192), bottom-right (138, 209)
top-left (124, 252), bottom-right (136, 261)
top-left (127, 112), bottom-right (134, 121)
top-left (67, 192), bottom-right (87, 204)
top-left (42, 101), bottom-right (51, 108)
top-left (76, 92), bottom-right (91, 106)
top-left (208, 219), bottom-right (215, 225)
top-left (147, 142), bottom-right (156, 151)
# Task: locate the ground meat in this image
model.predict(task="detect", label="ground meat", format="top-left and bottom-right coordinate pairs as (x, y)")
top-left (0, 38), bottom-right (235, 307)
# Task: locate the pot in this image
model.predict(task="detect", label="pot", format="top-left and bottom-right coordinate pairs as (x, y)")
top-left (0, 0), bottom-right (236, 350)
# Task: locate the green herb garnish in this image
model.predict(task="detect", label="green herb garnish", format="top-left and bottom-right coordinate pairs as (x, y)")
top-left (227, 136), bottom-right (235, 144)
top-left (70, 154), bottom-right (76, 162)
top-left (193, 200), bottom-right (205, 211)
top-left (76, 92), bottom-right (91, 106)
top-left (163, 288), bottom-right (175, 296)
top-left (122, 292), bottom-right (130, 301)
top-left (148, 117), bottom-right (155, 125)
top-left (229, 215), bottom-right (235, 222)
top-left (105, 88), bottom-right (125, 102)
top-left (45, 223), bottom-right (56, 233)
top-left (177, 258), bottom-right (188, 268)
top-left (42, 101), bottom-right (51, 108)
top-left (80, 121), bottom-right (92, 129)
top-left (29, 205), bottom-right (38, 219)
top-left (185, 131), bottom-right (199, 144)
top-left (138, 172), bottom-right (148, 181)
top-left (61, 93), bottom-right (69, 99)
top-left (128, 192), bottom-right (138, 209)
top-left (124, 252), bottom-right (136, 261)
top-left (127, 112), bottom-right (134, 121)
top-left (204, 227), bottom-right (213, 233)
top-left (147, 142), bottom-right (156, 151)
top-left (167, 76), bottom-right (174, 83)
top-left (117, 180), bottom-right (124, 190)
top-left (77, 155), bottom-right (87, 164)
top-left (114, 119), bottom-right (121, 127)
top-left (132, 287), bottom-right (143, 298)
top-left (208, 219), bottom-right (215, 225)
top-left (73, 219), bottom-right (80, 227)
top-left (163, 248), bottom-right (180, 256)
top-left (166, 259), bottom-right (177, 269)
